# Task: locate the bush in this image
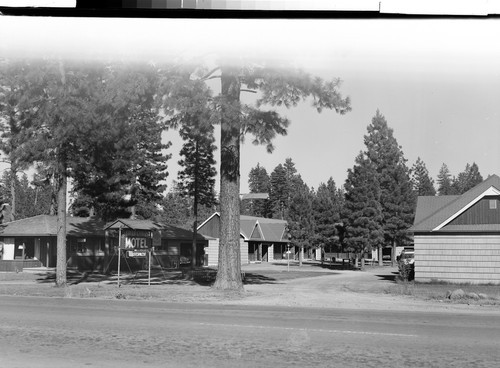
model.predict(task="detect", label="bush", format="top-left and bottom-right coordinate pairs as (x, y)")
top-left (398, 261), bottom-right (414, 281)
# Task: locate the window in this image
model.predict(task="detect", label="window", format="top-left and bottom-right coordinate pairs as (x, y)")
top-left (489, 199), bottom-right (497, 210)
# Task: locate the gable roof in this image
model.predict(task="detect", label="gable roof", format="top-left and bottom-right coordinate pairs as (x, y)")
top-left (104, 218), bottom-right (162, 231)
top-left (411, 175), bottom-right (500, 232)
top-left (198, 212), bottom-right (289, 243)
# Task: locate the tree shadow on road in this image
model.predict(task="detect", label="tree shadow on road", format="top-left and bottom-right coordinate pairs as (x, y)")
top-left (375, 271), bottom-right (399, 283)
top-left (271, 261), bottom-right (358, 271)
top-left (243, 273), bottom-right (281, 285)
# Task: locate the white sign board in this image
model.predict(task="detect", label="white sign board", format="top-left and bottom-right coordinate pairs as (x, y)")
top-left (123, 237), bottom-right (148, 249)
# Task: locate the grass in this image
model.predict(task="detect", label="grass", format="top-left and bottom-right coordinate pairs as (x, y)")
top-left (385, 278), bottom-right (500, 305)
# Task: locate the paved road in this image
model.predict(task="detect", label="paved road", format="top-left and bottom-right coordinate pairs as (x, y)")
top-left (0, 296), bottom-right (499, 368)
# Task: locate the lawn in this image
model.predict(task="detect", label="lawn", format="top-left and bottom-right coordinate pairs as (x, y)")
top-left (386, 279), bottom-right (500, 305)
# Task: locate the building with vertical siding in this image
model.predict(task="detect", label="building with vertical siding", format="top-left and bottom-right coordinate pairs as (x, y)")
top-left (197, 213), bottom-right (291, 266)
top-left (410, 175), bottom-right (500, 284)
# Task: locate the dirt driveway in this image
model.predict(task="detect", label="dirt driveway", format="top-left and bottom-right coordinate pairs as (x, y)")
top-left (228, 262), bottom-right (500, 314)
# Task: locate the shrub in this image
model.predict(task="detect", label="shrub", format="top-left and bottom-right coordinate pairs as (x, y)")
top-left (398, 261), bottom-right (414, 281)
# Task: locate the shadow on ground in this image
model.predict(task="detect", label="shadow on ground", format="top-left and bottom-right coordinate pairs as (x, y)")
top-left (375, 271), bottom-right (399, 283)
top-left (35, 269), bottom-right (220, 286)
top-left (271, 261), bottom-right (359, 271)
top-left (242, 273), bottom-right (281, 285)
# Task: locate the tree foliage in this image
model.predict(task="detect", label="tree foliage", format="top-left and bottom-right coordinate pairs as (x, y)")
top-left (243, 163), bottom-right (270, 217)
top-left (411, 157), bottom-right (436, 196)
top-left (159, 184), bottom-right (217, 230)
top-left (342, 153), bottom-right (384, 258)
top-left (0, 171), bottom-right (54, 219)
top-left (287, 176), bottom-right (315, 264)
top-left (177, 108), bottom-right (218, 268)
top-left (437, 162), bottom-right (484, 196)
top-left (312, 178), bottom-right (343, 253)
top-left (451, 162), bottom-right (483, 194)
top-left (70, 63), bottom-right (170, 221)
top-left (437, 163), bottom-right (454, 196)
top-left (0, 59), bottom-right (170, 286)
top-left (363, 111), bottom-right (415, 252)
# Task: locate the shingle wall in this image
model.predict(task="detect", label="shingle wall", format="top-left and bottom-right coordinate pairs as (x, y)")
top-left (415, 235), bottom-right (500, 284)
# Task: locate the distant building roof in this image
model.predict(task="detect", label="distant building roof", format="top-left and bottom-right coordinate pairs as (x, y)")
top-left (241, 193), bottom-right (269, 200)
top-left (198, 212), bottom-right (289, 243)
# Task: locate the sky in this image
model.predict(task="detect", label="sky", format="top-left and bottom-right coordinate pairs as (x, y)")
top-left (1, 15), bottom-right (500, 194)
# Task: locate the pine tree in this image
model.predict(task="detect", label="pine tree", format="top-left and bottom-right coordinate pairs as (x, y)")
top-left (452, 162), bottom-right (483, 194)
top-left (437, 163), bottom-right (454, 195)
top-left (287, 176), bottom-right (315, 266)
top-left (177, 122), bottom-right (217, 269)
top-left (411, 157), bottom-right (436, 196)
top-left (313, 178), bottom-right (343, 255)
top-left (269, 164), bottom-right (289, 219)
top-left (0, 59), bottom-right (97, 286)
top-left (363, 110), bottom-right (415, 264)
top-left (70, 63), bottom-right (169, 221)
top-left (343, 153), bottom-right (384, 267)
top-left (160, 184), bottom-right (217, 230)
top-left (244, 163), bottom-right (270, 217)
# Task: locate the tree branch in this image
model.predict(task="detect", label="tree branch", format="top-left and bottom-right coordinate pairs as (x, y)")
top-left (240, 89), bottom-right (257, 94)
top-left (200, 67), bottom-right (221, 81)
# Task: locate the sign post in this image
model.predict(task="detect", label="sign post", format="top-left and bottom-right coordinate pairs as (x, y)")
top-left (117, 226), bottom-right (122, 288)
top-left (148, 247), bottom-right (152, 286)
top-left (287, 244), bottom-right (291, 272)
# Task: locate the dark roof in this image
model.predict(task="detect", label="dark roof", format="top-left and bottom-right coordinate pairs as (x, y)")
top-left (0, 215), bottom-right (207, 240)
top-left (411, 175), bottom-right (500, 233)
top-left (160, 224), bottom-right (208, 240)
top-left (0, 215), bottom-right (106, 237)
top-left (198, 212), bottom-right (289, 242)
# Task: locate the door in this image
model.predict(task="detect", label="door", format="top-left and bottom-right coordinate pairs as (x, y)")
top-left (34, 238), bottom-right (41, 261)
top-left (3, 238), bottom-right (15, 260)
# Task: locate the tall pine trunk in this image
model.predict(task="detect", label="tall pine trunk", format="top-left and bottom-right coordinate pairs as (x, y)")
top-left (391, 239), bottom-right (396, 267)
top-left (10, 168), bottom-right (15, 218)
top-left (191, 140), bottom-right (199, 270)
top-left (213, 70), bottom-right (243, 291)
top-left (56, 169), bottom-right (67, 287)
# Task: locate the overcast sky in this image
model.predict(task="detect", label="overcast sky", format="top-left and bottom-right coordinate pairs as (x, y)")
top-left (1, 16), bottom-right (500, 194)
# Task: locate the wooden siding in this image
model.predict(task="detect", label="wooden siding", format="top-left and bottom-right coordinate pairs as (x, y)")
top-left (205, 239), bottom-right (219, 266)
top-left (415, 235), bottom-right (500, 284)
top-left (449, 196), bottom-right (500, 225)
top-left (204, 239), bottom-right (248, 266)
top-left (240, 239), bottom-right (248, 265)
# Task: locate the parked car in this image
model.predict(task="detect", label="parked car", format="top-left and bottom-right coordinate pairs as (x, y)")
top-left (399, 249), bottom-right (414, 265)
